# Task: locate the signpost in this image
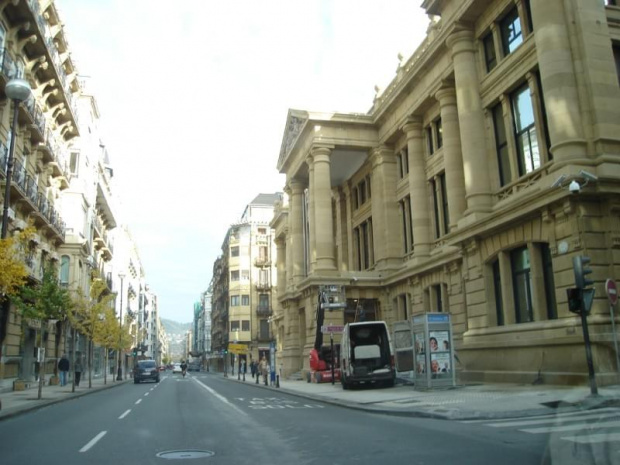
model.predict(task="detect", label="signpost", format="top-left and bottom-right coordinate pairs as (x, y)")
top-left (228, 343), bottom-right (248, 355)
top-left (321, 325), bottom-right (344, 385)
top-left (606, 279), bottom-right (620, 373)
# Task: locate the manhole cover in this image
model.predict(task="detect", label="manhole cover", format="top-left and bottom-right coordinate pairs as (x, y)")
top-left (156, 450), bottom-right (215, 460)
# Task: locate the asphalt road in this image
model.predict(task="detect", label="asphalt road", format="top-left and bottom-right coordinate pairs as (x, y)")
top-left (0, 372), bottom-right (553, 464)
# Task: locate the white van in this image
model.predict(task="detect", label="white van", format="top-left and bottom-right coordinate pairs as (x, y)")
top-left (340, 321), bottom-right (395, 389)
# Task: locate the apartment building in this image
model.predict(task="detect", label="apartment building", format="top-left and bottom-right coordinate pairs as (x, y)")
top-left (210, 194), bottom-right (281, 370)
top-left (273, 0), bottom-right (620, 385)
top-left (0, 0), bottom-right (83, 389)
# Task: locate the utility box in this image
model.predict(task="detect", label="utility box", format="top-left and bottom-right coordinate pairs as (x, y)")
top-left (412, 313), bottom-right (455, 390)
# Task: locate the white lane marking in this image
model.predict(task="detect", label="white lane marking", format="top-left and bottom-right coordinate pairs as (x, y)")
top-left (80, 431), bottom-right (107, 453)
top-left (119, 409), bottom-right (131, 419)
top-left (488, 411), bottom-right (620, 428)
top-left (522, 420), bottom-right (620, 434)
top-left (135, 399), bottom-right (142, 405)
top-left (144, 392), bottom-right (149, 396)
top-left (150, 388), bottom-right (155, 391)
top-left (193, 378), bottom-right (247, 417)
top-left (561, 432), bottom-right (620, 444)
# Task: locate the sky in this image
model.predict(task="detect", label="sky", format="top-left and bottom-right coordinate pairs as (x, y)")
top-left (55, 0), bottom-right (429, 323)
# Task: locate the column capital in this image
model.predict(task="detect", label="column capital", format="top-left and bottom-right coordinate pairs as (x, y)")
top-left (401, 116), bottom-right (423, 139)
top-left (446, 28), bottom-right (475, 55)
top-left (287, 179), bottom-right (305, 194)
top-left (310, 144), bottom-right (334, 160)
top-left (435, 87), bottom-right (457, 106)
top-left (370, 145), bottom-right (396, 168)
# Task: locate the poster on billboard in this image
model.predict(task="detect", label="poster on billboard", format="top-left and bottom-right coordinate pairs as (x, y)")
top-left (429, 331), bottom-right (450, 352)
top-left (430, 352), bottom-right (451, 377)
top-left (416, 354), bottom-right (426, 374)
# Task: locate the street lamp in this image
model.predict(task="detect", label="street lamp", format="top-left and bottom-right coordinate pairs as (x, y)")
top-left (116, 272), bottom-right (125, 381)
top-left (1, 78), bottom-right (31, 239)
top-left (0, 79), bottom-right (31, 375)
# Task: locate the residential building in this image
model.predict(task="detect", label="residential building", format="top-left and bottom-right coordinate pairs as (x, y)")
top-left (211, 194), bottom-right (281, 370)
top-left (0, 0), bottom-right (83, 390)
top-left (273, 0), bottom-right (620, 385)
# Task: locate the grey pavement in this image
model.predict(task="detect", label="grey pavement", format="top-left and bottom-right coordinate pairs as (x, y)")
top-left (2, 370), bottom-right (620, 422)
top-left (0, 375), bottom-right (130, 421)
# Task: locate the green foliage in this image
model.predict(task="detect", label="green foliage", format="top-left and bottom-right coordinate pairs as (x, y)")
top-left (13, 263), bottom-right (72, 321)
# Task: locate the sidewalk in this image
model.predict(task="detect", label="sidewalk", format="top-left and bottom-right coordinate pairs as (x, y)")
top-left (0, 376), bottom-right (129, 421)
top-left (226, 373), bottom-right (620, 420)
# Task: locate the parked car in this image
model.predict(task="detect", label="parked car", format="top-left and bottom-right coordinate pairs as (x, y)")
top-left (133, 359), bottom-right (160, 384)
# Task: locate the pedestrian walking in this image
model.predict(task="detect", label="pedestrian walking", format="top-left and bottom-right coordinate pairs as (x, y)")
top-left (250, 360), bottom-right (256, 378)
top-left (58, 354), bottom-right (69, 386)
top-left (74, 356), bottom-right (83, 387)
top-left (260, 357), bottom-right (269, 386)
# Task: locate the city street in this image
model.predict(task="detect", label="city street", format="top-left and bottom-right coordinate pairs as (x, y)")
top-left (0, 372), bottom-right (551, 465)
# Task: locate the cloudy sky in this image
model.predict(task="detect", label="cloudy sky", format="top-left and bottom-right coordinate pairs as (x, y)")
top-left (55, 0), bottom-right (429, 322)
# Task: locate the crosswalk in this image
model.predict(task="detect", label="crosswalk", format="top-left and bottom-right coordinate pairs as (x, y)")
top-left (462, 407), bottom-right (620, 445)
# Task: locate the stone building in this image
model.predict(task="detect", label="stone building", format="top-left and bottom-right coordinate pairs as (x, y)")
top-left (272, 0), bottom-right (620, 385)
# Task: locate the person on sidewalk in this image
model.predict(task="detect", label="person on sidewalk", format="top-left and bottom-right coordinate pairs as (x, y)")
top-left (260, 357), bottom-right (269, 386)
top-left (58, 354), bottom-right (70, 386)
top-left (74, 356), bottom-right (83, 387)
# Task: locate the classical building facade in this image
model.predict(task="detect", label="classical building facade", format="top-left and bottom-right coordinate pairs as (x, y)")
top-left (273, 0), bottom-right (620, 385)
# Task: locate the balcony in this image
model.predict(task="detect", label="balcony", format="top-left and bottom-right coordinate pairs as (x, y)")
top-left (254, 256), bottom-right (271, 267)
top-left (6, 0), bottom-right (80, 138)
top-left (256, 306), bottom-right (272, 317)
top-left (257, 331), bottom-right (272, 342)
top-left (256, 281), bottom-right (271, 291)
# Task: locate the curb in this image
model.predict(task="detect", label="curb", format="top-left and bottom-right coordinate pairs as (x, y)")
top-left (217, 373), bottom-right (615, 421)
top-left (0, 379), bottom-right (130, 422)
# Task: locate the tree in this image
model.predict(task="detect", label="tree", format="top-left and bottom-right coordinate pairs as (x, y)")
top-left (70, 275), bottom-right (116, 388)
top-left (12, 264), bottom-right (73, 399)
top-left (0, 226), bottom-right (35, 349)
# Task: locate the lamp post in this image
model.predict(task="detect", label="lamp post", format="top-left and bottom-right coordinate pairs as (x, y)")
top-left (116, 272), bottom-right (125, 381)
top-left (0, 79), bottom-right (31, 387)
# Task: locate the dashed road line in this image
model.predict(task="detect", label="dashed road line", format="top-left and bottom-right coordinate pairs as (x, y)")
top-left (80, 431), bottom-right (107, 453)
top-left (119, 409), bottom-right (131, 419)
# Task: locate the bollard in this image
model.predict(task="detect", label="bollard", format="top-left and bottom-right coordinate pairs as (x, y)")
top-left (276, 374), bottom-right (280, 388)
top-left (256, 372), bottom-right (259, 384)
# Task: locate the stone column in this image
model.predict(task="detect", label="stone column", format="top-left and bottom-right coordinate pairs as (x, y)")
top-left (447, 30), bottom-right (493, 215)
top-left (402, 118), bottom-right (431, 258)
top-left (370, 145), bottom-right (401, 270)
top-left (333, 188), bottom-right (346, 271)
top-left (435, 87), bottom-right (466, 229)
top-left (289, 180), bottom-right (306, 283)
top-left (275, 236), bottom-right (286, 297)
top-left (343, 183), bottom-right (354, 271)
top-left (305, 156), bottom-right (316, 273)
top-left (284, 185), bottom-right (294, 290)
top-left (309, 145), bottom-right (336, 271)
top-left (530, 0), bottom-right (586, 163)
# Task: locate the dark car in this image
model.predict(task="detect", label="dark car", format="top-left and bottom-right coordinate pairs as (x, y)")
top-left (133, 360), bottom-right (160, 384)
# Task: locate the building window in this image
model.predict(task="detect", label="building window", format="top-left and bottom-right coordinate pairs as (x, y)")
top-left (231, 295), bottom-right (240, 306)
top-left (512, 84), bottom-right (540, 176)
top-left (241, 295), bottom-right (250, 306)
top-left (614, 45), bottom-right (620, 86)
top-left (542, 244), bottom-right (557, 320)
top-left (352, 187), bottom-right (359, 210)
top-left (241, 320), bottom-right (250, 331)
top-left (397, 294), bottom-right (408, 320)
top-left (231, 270), bottom-right (239, 281)
top-left (258, 227), bottom-right (267, 235)
top-left (353, 218), bottom-right (374, 270)
top-left (258, 293), bottom-right (269, 309)
top-left (231, 246), bottom-right (239, 257)
top-left (500, 7), bottom-right (523, 56)
top-left (366, 174), bottom-right (372, 199)
top-left (483, 32), bottom-right (497, 72)
top-left (259, 319), bottom-right (270, 340)
top-left (359, 179), bottom-right (367, 205)
top-left (511, 246), bottom-right (533, 323)
top-left (426, 126), bottom-right (434, 156)
top-left (431, 174), bottom-right (449, 238)
top-left (60, 255), bottom-right (70, 287)
top-left (69, 151), bottom-right (79, 176)
top-left (492, 103), bottom-right (511, 186)
top-left (434, 118), bottom-right (443, 150)
top-left (399, 196), bottom-right (414, 254)
top-left (397, 148), bottom-right (409, 179)
top-left (492, 259), bottom-right (504, 326)
top-left (241, 270), bottom-right (250, 280)
top-left (230, 320), bottom-right (240, 331)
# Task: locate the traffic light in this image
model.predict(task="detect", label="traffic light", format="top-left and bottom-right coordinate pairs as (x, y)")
top-left (573, 255), bottom-right (594, 289)
top-left (566, 288), bottom-right (583, 314)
